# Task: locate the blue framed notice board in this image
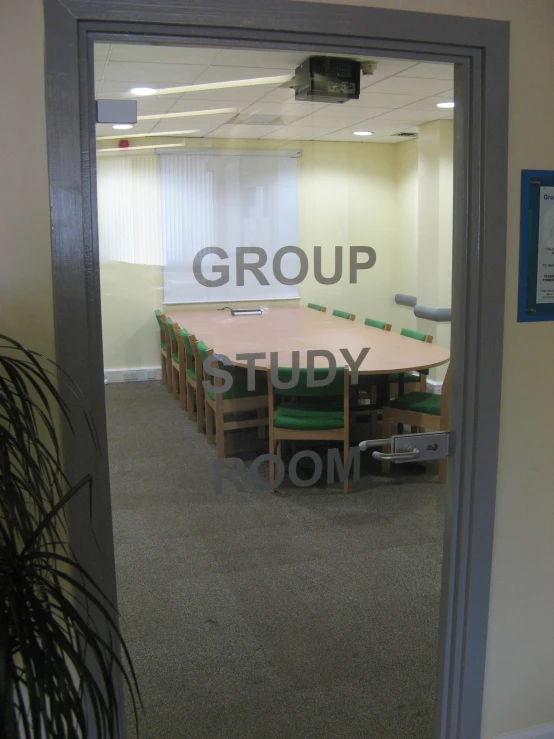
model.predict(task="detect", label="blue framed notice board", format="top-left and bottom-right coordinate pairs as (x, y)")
top-left (519, 169), bottom-right (554, 322)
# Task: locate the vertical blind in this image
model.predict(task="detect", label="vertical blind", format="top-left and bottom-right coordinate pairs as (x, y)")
top-left (97, 155), bottom-right (163, 266)
top-left (97, 151), bottom-right (300, 303)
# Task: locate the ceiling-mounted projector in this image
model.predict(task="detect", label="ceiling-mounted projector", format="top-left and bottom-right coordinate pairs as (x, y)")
top-left (294, 56), bottom-right (361, 103)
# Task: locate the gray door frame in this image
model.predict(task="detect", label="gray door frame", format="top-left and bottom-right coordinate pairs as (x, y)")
top-left (43, 1), bottom-right (509, 737)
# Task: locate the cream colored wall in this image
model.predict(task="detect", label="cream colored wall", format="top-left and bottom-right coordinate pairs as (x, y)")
top-left (298, 140), bottom-right (397, 322)
top-left (5, 1), bottom-right (554, 738)
top-left (416, 119), bottom-right (453, 381)
top-left (0, 0), bottom-right (54, 359)
top-left (392, 137), bottom-right (419, 331)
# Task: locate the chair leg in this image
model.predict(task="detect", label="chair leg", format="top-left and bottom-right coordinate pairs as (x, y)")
top-left (257, 408), bottom-right (267, 439)
top-left (343, 439), bottom-right (349, 495)
top-left (172, 366), bottom-right (179, 401)
top-left (187, 382), bottom-right (195, 421)
top-left (196, 390), bottom-right (205, 434)
top-left (371, 409), bottom-right (380, 439)
top-left (205, 403), bottom-right (214, 445)
top-left (215, 410), bottom-right (225, 458)
top-left (161, 354), bottom-right (167, 385)
top-left (438, 458), bottom-right (447, 484)
top-left (179, 367), bottom-right (187, 412)
top-left (381, 409), bottom-right (392, 474)
top-left (166, 352), bottom-right (173, 394)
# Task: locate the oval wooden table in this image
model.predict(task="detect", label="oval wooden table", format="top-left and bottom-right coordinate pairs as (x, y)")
top-left (166, 305), bottom-right (450, 375)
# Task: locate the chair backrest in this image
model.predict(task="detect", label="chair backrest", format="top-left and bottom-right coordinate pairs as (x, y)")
top-left (269, 366), bottom-right (346, 398)
top-left (333, 309), bottom-right (355, 321)
top-left (401, 327), bottom-right (433, 343)
top-left (165, 317), bottom-right (179, 356)
top-left (179, 328), bottom-right (195, 357)
top-left (155, 310), bottom-right (167, 344)
top-left (364, 317), bottom-right (392, 331)
top-left (308, 303), bottom-right (327, 312)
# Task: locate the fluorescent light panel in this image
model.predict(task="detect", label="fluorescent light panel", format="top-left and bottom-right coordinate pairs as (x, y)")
top-left (129, 74), bottom-right (293, 98)
top-left (97, 129), bottom-right (200, 140)
top-left (137, 107), bottom-right (236, 122)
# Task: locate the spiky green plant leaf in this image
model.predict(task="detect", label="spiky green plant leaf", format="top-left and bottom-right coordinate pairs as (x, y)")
top-left (0, 335), bottom-right (141, 738)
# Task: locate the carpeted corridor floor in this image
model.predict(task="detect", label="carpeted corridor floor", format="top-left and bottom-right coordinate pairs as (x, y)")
top-left (105, 381), bottom-right (445, 739)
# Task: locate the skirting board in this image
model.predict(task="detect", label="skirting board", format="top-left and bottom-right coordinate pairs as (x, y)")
top-left (104, 367), bottom-right (162, 384)
top-left (495, 723), bottom-right (554, 739)
top-left (104, 367), bottom-right (443, 393)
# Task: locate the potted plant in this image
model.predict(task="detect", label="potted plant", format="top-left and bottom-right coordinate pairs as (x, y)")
top-left (0, 335), bottom-right (141, 738)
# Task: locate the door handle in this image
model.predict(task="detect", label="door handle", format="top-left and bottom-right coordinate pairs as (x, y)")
top-left (372, 445), bottom-right (421, 462)
top-left (359, 431), bottom-right (450, 464)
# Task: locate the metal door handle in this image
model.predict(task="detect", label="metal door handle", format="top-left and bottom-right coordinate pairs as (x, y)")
top-left (372, 445), bottom-right (421, 462)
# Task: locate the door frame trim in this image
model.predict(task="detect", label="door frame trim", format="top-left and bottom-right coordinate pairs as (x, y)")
top-left (43, 1), bottom-right (510, 736)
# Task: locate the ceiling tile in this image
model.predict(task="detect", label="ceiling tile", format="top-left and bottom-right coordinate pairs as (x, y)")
top-left (357, 91), bottom-right (429, 108)
top-left (370, 109), bottom-right (451, 123)
top-left (207, 124), bottom-right (283, 139)
top-left (400, 95), bottom-right (456, 112)
top-left (363, 77), bottom-right (454, 96)
top-left (95, 120), bottom-right (159, 138)
top-left (397, 62), bottom-right (454, 80)
top-left (309, 106), bottom-right (387, 124)
top-left (240, 101), bottom-right (326, 118)
top-left (210, 49), bottom-right (306, 70)
top-left (94, 43), bottom-right (111, 61)
top-left (261, 127), bottom-right (339, 141)
top-left (102, 61), bottom-right (206, 85)
top-left (170, 85), bottom-right (286, 104)
top-left (358, 58), bottom-right (419, 89)
top-left (108, 44), bottom-right (220, 66)
top-left (192, 66), bottom-right (293, 85)
top-left (136, 96), bottom-right (183, 116)
top-left (150, 113), bottom-right (236, 133)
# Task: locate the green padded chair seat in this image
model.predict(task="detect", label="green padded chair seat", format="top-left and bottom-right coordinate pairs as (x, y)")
top-left (206, 379), bottom-right (266, 402)
top-left (308, 303), bottom-right (324, 311)
top-left (161, 341), bottom-right (166, 352)
top-left (364, 318), bottom-right (387, 330)
top-left (401, 328), bottom-right (429, 341)
top-left (274, 401), bottom-right (344, 430)
top-left (186, 368), bottom-right (196, 381)
top-left (388, 392), bottom-right (441, 416)
top-left (171, 351), bottom-right (179, 363)
top-left (333, 309), bottom-right (351, 320)
top-left (389, 371), bottom-right (420, 382)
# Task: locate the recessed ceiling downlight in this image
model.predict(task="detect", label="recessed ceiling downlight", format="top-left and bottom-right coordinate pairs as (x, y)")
top-left (130, 87), bottom-right (157, 96)
top-left (437, 101), bottom-right (455, 109)
top-left (112, 124), bottom-right (133, 130)
top-left (353, 130), bottom-right (373, 136)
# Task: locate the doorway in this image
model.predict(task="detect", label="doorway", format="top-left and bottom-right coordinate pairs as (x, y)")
top-left (43, 3), bottom-right (509, 737)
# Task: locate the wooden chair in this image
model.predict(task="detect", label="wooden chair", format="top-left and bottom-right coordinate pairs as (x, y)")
top-left (381, 365), bottom-right (450, 483)
top-left (308, 303), bottom-right (327, 312)
top-left (165, 317), bottom-right (181, 400)
top-left (268, 366), bottom-right (351, 494)
top-left (364, 317), bottom-right (392, 331)
top-left (154, 310), bottom-right (168, 386)
top-left (178, 329), bottom-right (203, 431)
top-left (196, 343), bottom-right (269, 458)
top-left (333, 309), bottom-right (355, 321)
top-left (357, 318), bottom-right (392, 418)
top-left (389, 328), bottom-right (433, 395)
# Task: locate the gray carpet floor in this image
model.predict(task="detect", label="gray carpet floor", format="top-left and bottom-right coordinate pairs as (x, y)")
top-left (105, 381), bottom-right (445, 739)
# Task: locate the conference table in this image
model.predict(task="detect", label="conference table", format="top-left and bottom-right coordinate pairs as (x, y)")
top-left (166, 305), bottom-right (450, 385)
